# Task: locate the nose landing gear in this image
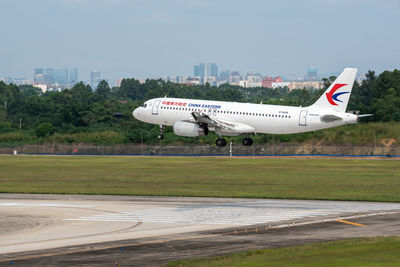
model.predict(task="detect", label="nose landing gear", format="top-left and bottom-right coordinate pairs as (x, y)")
top-left (157, 125), bottom-right (165, 140)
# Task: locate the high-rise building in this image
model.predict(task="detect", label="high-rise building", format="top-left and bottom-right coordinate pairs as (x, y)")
top-left (34, 68), bottom-right (45, 83)
top-left (90, 70), bottom-right (101, 89)
top-left (68, 67), bottom-right (78, 86)
top-left (55, 68), bottom-right (68, 85)
top-left (45, 68), bottom-right (56, 84)
top-left (34, 68), bottom-right (44, 75)
top-left (218, 70), bottom-right (230, 82)
top-left (207, 63), bottom-right (218, 77)
top-left (307, 67), bottom-right (317, 81)
top-left (194, 63), bottom-right (205, 77)
top-left (34, 67), bottom-right (78, 87)
top-left (194, 63), bottom-right (218, 77)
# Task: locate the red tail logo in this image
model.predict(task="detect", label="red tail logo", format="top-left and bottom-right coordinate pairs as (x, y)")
top-left (326, 83), bottom-right (348, 106)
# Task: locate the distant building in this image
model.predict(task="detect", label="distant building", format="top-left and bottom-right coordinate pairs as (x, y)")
top-left (90, 70), bottom-right (101, 89)
top-left (207, 63), bottom-right (218, 77)
top-left (193, 63), bottom-right (218, 79)
top-left (271, 82), bottom-right (290, 88)
top-left (44, 68), bottom-right (56, 84)
top-left (202, 76), bottom-right (217, 85)
top-left (11, 78), bottom-right (33, 85)
top-left (246, 73), bottom-right (262, 83)
top-left (33, 67), bottom-right (78, 88)
top-left (229, 71), bottom-right (241, 84)
top-left (218, 70), bottom-right (230, 83)
top-left (68, 67), bottom-right (78, 85)
top-left (114, 78), bottom-right (123, 87)
top-left (0, 77), bottom-right (13, 84)
top-left (288, 81), bottom-right (324, 90)
top-left (307, 67), bottom-right (317, 81)
top-left (33, 84), bottom-right (48, 92)
top-left (166, 76), bottom-right (201, 85)
top-left (262, 76), bottom-right (282, 87)
top-left (55, 67), bottom-right (68, 85)
top-left (193, 63), bottom-right (205, 77)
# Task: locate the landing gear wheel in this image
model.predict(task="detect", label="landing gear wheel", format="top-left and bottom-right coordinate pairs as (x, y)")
top-left (242, 138), bottom-right (253, 146)
top-left (216, 138), bottom-right (227, 147)
top-left (157, 125), bottom-right (165, 140)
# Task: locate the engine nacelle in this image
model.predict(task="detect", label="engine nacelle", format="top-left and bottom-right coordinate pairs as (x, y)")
top-left (173, 121), bottom-right (208, 137)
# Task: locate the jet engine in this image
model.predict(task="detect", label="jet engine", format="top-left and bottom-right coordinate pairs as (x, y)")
top-left (173, 121), bottom-right (209, 137)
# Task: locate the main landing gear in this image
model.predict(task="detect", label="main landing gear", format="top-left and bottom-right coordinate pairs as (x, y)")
top-left (242, 137), bottom-right (253, 146)
top-left (216, 137), bottom-right (253, 147)
top-left (157, 125), bottom-right (165, 140)
top-left (216, 138), bottom-right (227, 147)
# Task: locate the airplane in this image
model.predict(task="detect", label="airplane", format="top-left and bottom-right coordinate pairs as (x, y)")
top-left (132, 68), bottom-right (372, 147)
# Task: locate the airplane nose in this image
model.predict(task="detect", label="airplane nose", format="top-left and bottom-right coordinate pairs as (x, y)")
top-left (132, 108), bottom-right (140, 119)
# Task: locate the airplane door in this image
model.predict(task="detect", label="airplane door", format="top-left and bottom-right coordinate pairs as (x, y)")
top-left (299, 110), bottom-right (308, 126)
top-left (152, 100), bottom-right (161, 115)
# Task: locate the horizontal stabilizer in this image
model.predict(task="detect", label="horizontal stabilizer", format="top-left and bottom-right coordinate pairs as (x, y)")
top-left (358, 114), bottom-right (374, 118)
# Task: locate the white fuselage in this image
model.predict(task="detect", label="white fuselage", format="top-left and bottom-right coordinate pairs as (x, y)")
top-left (133, 97), bottom-right (358, 135)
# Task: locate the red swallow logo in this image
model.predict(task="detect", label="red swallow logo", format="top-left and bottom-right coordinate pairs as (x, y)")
top-left (326, 83), bottom-right (348, 106)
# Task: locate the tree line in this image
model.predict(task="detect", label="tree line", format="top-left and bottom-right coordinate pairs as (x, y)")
top-left (0, 69), bottom-right (399, 145)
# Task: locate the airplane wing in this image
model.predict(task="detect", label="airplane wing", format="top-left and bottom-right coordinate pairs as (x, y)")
top-left (188, 111), bottom-right (255, 133)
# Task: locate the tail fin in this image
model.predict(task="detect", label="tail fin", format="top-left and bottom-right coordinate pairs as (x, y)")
top-left (311, 68), bottom-right (358, 112)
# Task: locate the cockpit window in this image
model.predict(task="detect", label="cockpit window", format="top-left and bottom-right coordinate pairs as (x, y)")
top-left (141, 104), bottom-right (147, 108)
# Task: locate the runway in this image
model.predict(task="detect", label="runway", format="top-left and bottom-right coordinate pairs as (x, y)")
top-left (1, 194), bottom-right (400, 265)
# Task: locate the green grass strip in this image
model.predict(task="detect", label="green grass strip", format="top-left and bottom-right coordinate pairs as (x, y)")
top-left (168, 236), bottom-right (400, 267)
top-left (1, 155), bottom-right (399, 202)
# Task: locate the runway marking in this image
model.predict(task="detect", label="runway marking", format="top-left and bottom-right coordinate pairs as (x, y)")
top-left (336, 219), bottom-right (366, 227)
top-left (65, 206), bottom-right (340, 226)
top-left (0, 203), bottom-right (93, 208)
top-left (3, 210), bottom-right (399, 263)
top-left (62, 199), bottom-right (400, 226)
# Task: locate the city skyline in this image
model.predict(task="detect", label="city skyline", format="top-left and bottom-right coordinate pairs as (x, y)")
top-left (1, 0), bottom-right (399, 80)
top-left (0, 64), bottom-right (367, 91)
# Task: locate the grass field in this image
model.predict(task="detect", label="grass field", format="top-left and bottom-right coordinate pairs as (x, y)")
top-left (0, 155), bottom-right (400, 201)
top-left (168, 236), bottom-right (400, 267)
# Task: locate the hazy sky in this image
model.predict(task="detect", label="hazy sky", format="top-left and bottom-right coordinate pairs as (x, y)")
top-left (1, 0), bottom-right (399, 81)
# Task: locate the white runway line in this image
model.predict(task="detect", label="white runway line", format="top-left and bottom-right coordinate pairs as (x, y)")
top-left (64, 200), bottom-right (400, 226)
top-left (0, 203), bottom-right (93, 208)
